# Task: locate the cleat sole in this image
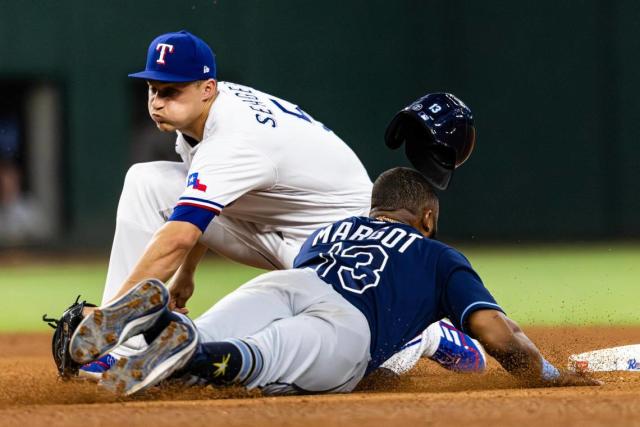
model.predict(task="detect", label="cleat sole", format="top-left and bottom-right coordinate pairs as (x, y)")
top-left (100, 320), bottom-right (198, 396)
top-left (69, 279), bottom-right (169, 364)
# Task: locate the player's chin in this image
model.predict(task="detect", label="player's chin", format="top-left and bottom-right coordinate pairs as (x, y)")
top-left (154, 121), bottom-right (177, 133)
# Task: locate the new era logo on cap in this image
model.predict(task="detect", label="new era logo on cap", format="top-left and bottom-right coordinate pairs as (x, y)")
top-left (128, 30), bottom-right (217, 82)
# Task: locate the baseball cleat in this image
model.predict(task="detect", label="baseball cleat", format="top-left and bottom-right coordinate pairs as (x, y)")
top-left (429, 320), bottom-right (486, 373)
top-left (69, 279), bottom-right (169, 364)
top-left (78, 354), bottom-right (119, 381)
top-left (100, 318), bottom-right (198, 396)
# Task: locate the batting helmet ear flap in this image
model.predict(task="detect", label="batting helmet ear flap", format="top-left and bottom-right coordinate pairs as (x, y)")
top-left (384, 112), bottom-right (408, 149)
top-left (405, 137), bottom-right (456, 190)
top-left (386, 112), bottom-right (455, 190)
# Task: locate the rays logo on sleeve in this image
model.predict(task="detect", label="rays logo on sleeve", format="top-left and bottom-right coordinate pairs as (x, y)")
top-left (187, 172), bottom-right (208, 192)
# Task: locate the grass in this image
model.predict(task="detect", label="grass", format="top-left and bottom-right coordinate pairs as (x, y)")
top-left (0, 258), bottom-right (264, 332)
top-left (0, 244), bottom-right (638, 331)
top-left (463, 244), bottom-right (640, 326)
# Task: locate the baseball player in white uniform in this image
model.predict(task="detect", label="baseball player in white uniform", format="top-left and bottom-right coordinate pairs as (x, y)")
top-left (79, 30), bottom-right (483, 379)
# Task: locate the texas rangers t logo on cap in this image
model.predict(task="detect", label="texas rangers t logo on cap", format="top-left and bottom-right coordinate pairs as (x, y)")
top-left (156, 43), bottom-right (174, 65)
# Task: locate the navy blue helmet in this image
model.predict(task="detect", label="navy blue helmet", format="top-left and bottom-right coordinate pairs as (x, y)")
top-left (384, 93), bottom-right (476, 190)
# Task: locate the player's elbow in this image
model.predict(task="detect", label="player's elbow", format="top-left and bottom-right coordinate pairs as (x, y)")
top-left (156, 221), bottom-right (202, 253)
top-left (482, 323), bottom-right (522, 351)
top-left (478, 325), bottom-right (542, 379)
top-left (467, 310), bottom-right (538, 373)
top-left (170, 234), bottom-right (200, 254)
top-left (482, 332), bottom-right (524, 359)
top-left (482, 317), bottom-right (533, 360)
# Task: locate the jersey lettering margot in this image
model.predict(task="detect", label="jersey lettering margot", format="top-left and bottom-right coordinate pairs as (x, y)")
top-left (168, 82), bottom-right (372, 244)
top-left (293, 216), bottom-right (504, 372)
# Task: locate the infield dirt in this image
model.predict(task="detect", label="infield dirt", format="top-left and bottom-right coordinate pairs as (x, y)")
top-left (2, 327), bottom-right (640, 427)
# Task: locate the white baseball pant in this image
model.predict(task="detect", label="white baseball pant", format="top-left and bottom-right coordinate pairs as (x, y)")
top-left (103, 160), bottom-right (303, 305)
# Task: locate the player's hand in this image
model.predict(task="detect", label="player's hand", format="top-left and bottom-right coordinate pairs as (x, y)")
top-left (169, 272), bottom-right (195, 314)
top-left (551, 370), bottom-right (602, 387)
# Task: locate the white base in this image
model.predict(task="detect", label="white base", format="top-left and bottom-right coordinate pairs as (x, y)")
top-left (568, 344), bottom-right (640, 372)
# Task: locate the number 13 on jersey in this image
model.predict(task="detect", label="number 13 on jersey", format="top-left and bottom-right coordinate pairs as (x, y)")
top-left (315, 242), bottom-right (389, 294)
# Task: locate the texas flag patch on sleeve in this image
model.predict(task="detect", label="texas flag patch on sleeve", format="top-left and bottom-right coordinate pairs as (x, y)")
top-left (187, 172), bottom-right (208, 192)
top-left (168, 172), bottom-right (224, 232)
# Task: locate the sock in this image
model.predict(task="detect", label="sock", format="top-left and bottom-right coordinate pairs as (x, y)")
top-left (422, 320), bottom-right (481, 358)
top-left (420, 321), bottom-right (444, 358)
top-left (142, 309), bottom-right (181, 344)
top-left (424, 320), bottom-right (486, 373)
top-left (186, 338), bottom-right (263, 386)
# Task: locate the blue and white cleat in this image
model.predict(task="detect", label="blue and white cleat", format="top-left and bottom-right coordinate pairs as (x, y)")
top-left (381, 319), bottom-right (486, 375)
top-left (69, 279), bottom-right (169, 365)
top-left (100, 316), bottom-right (198, 396)
top-left (78, 354), bottom-right (118, 381)
top-left (429, 320), bottom-right (486, 373)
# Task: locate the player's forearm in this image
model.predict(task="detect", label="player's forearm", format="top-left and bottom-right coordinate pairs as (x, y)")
top-left (110, 221), bottom-right (201, 302)
top-left (169, 242), bottom-right (208, 310)
top-left (468, 310), bottom-right (557, 385)
top-left (469, 310), bottom-right (598, 387)
top-left (178, 242), bottom-right (208, 274)
top-left (483, 330), bottom-right (548, 384)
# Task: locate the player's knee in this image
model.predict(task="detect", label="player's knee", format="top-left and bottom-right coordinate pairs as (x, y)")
top-left (123, 162), bottom-right (166, 195)
top-left (124, 162), bottom-right (152, 186)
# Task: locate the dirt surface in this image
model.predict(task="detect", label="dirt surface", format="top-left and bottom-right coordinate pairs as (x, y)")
top-left (2, 327), bottom-right (640, 427)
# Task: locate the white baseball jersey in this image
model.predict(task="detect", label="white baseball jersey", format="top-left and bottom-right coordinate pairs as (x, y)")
top-left (101, 81), bottom-right (445, 376)
top-left (170, 81), bottom-right (373, 246)
top-left (104, 81), bottom-right (372, 303)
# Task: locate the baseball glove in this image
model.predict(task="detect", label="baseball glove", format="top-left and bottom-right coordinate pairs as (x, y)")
top-left (42, 296), bottom-right (96, 378)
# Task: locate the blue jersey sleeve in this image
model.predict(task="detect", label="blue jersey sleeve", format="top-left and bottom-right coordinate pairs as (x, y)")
top-left (438, 248), bottom-right (504, 333)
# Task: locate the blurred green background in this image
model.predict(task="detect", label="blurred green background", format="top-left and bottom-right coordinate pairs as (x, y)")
top-left (4, 245), bottom-right (638, 332)
top-left (1, 2), bottom-right (638, 331)
top-left (1, 0), bottom-right (640, 244)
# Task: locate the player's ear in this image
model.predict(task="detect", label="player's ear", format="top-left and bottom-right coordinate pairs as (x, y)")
top-left (422, 208), bottom-right (435, 238)
top-left (201, 79), bottom-right (217, 102)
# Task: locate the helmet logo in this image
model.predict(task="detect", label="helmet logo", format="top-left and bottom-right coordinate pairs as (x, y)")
top-left (428, 103), bottom-right (442, 113)
top-left (411, 103), bottom-right (423, 111)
